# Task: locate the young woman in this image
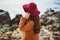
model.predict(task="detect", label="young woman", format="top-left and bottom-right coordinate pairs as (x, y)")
top-left (19, 2), bottom-right (41, 40)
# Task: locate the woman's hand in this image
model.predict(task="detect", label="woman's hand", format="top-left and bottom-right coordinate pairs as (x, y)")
top-left (24, 12), bottom-right (30, 19)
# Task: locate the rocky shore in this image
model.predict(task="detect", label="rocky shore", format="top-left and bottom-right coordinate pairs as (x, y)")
top-left (0, 9), bottom-right (22, 40)
top-left (0, 9), bottom-right (60, 40)
top-left (41, 8), bottom-right (60, 40)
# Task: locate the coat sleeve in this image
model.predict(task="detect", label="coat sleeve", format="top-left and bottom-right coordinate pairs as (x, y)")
top-left (19, 17), bottom-right (34, 31)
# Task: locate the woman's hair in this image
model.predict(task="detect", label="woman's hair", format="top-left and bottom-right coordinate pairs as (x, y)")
top-left (28, 15), bottom-right (41, 34)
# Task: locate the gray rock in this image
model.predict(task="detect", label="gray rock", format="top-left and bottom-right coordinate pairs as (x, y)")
top-left (0, 10), bottom-right (11, 25)
top-left (41, 9), bottom-right (60, 32)
top-left (12, 14), bottom-right (22, 25)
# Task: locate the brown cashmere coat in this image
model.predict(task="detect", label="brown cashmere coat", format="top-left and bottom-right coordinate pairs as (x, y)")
top-left (19, 17), bottom-right (39, 40)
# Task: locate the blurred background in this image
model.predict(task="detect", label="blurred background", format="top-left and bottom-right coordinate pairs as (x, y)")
top-left (0, 0), bottom-right (60, 40)
top-left (0, 0), bottom-right (60, 19)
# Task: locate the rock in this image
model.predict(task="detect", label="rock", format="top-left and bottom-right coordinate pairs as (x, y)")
top-left (52, 32), bottom-right (60, 40)
top-left (0, 9), bottom-right (23, 40)
top-left (12, 14), bottom-right (22, 25)
top-left (0, 24), bottom-right (11, 33)
top-left (41, 9), bottom-right (60, 40)
top-left (11, 28), bottom-right (22, 40)
top-left (11, 24), bottom-right (18, 30)
top-left (0, 9), bottom-right (4, 12)
top-left (0, 31), bottom-right (12, 40)
top-left (0, 10), bottom-right (11, 25)
top-left (41, 9), bottom-right (60, 32)
top-left (11, 14), bottom-right (22, 30)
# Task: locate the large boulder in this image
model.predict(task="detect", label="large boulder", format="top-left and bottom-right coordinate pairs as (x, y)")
top-left (12, 14), bottom-right (22, 25)
top-left (0, 9), bottom-right (11, 33)
top-left (11, 14), bottom-right (22, 30)
top-left (0, 10), bottom-right (11, 25)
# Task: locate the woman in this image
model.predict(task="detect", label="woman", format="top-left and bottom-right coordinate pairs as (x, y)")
top-left (19, 2), bottom-right (41, 40)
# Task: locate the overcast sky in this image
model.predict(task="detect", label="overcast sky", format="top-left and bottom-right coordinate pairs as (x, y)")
top-left (0, 0), bottom-right (60, 19)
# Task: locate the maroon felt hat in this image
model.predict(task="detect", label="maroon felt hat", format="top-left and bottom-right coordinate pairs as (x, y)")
top-left (23, 2), bottom-right (40, 16)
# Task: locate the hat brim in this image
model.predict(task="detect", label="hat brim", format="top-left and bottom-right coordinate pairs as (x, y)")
top-left (23, 3), bottom-right (40, 16)
top-left (23, 4), bottom-right (30, 12)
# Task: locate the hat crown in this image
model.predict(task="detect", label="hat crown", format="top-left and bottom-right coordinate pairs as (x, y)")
top-left (29, 2), bottom-right (37, 10)
top-left (23, 2), bottom-right (40, 16)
